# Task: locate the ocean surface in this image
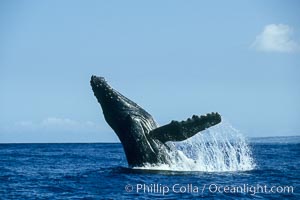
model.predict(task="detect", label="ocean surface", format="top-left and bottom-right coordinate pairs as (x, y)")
top-left (0, 136), bottom-right (299, 199)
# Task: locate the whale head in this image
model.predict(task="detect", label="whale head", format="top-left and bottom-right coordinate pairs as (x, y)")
top-left (90, 75), bottom-right (157, 126)
top-left (90, 75), bottom-right (161, 166)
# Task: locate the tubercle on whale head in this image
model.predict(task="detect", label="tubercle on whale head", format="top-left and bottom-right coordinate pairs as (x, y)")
top-left (90, 75), bottom-right (109, 89)
top-left (90, 76), bottom-right (120, 108)
top-left (90, 75), bottom-right (141, 116)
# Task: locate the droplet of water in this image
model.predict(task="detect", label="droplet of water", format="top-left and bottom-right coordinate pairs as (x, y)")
top-left (136, 120), bottom-right (256, 172)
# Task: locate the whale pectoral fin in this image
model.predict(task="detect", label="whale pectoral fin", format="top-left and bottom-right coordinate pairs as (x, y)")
top-left (149, 112), bottom-right (221, 143)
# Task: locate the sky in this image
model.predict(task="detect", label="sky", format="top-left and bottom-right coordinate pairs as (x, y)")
top-left (0, 0), bottom-right (300, 143)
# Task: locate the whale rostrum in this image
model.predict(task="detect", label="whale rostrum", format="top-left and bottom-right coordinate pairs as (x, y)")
top-left (90, 75), bottom-right (221, 167)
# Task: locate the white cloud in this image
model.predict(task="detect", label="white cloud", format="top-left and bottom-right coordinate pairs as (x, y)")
top-left (15, 121), bottom-right (35, 127)
top-left (252, 24), bottom-right (299, 53)
top-left (9, 117), bottom-right (104, 132)
top-left (1, 118), bottom-right (116, 143)
top-left (41, 117), bottom-right (78, 127)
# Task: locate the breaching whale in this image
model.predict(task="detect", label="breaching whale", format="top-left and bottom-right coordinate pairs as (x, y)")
top-left (90, 75), bottom-right (221, 167)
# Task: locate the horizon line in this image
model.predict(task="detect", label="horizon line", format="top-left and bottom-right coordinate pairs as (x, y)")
top-left (0, 135), bottom-right (299, 144)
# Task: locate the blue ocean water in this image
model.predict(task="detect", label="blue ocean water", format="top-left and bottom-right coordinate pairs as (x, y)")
top-left (0, 136), bottom-right (299, 199)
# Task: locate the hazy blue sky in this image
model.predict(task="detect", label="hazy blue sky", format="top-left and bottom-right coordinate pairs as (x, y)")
top-left (1, 0), bottom-right (299, 143)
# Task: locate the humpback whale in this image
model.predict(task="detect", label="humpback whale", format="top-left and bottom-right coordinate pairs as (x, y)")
top-left (90, 76), bottom-right (221, 167)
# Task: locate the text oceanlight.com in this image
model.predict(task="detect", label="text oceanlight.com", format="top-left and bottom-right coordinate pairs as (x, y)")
top-left (124, 183), bottom-right (294, 195)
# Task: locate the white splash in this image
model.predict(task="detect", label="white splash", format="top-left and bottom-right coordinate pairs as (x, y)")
top-left (135, 121), bottom-right (256, 172)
